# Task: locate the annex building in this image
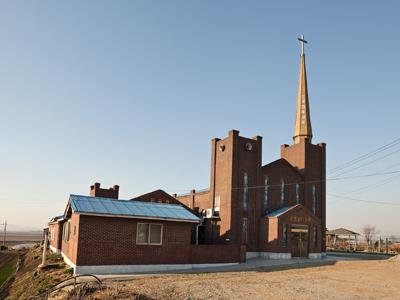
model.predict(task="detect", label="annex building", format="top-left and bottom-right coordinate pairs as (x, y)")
top-left (48, 38), bottom-right (326, 274)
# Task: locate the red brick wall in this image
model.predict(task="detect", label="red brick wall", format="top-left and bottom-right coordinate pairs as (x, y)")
top-left (133, 189), bottom-right (182, 205)
top-left (266, 205), bottom-right (322, 253)
top-left (281, 141), bottom-right (326, 251)
top-left (190, 244), bottom-right (246, 264)
top-left (61, 214), bottom-right (80, 264)
top-left (75, 215), bottom-right (193, 266)
top-left (176, 190), bottom-right (211, 211)
top-left (49, 222), bottom-right (63, 251)
top-left (90, 182), bottom-right (119, 199)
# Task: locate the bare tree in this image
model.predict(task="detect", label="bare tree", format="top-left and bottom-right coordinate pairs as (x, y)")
top-left (362, 225), bottom-right (377, 251)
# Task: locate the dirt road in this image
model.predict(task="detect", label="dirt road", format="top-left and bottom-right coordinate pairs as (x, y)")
top-left (91, 257), bottom-right (400, 299)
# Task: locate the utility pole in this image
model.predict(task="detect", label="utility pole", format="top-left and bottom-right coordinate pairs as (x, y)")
top-left (378, 236), bottom-right (381, 253)
top-left (1, 220), bottom-right (6, 247)
top-left (386, 237), bottom-right (389, 254)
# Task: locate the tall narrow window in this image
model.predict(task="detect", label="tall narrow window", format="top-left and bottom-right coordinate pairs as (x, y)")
top-left (243, 173), bottom-right (249, 212)
top-left (242, 218), bottom-right (248, 244)
top-left (312, 185), bottom-right (317, 214)
top-left (296, 183), bottom-right (300, 204)
top-left (313, 225), bottom-right (318, 249)
top-left (264, 176), bottom-right (269, 213)
top-left (280, 178), bottom-right (285, 208)
top-left (281, 224), bottom-right (288, 247)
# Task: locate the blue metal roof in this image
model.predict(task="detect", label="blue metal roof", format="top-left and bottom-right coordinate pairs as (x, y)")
top-left (69, 194), bottom-right (201, 223)
top-left (266, 206), bottom-right (292, 218)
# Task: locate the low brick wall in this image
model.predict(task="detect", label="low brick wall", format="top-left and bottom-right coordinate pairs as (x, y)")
top-left (190, 244), bottom-right (246, 264)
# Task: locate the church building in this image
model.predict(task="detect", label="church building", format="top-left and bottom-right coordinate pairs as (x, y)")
top-left (176, 36), bottom-right (326, 259)
top-left (48, 36), bottom-right (326, 275)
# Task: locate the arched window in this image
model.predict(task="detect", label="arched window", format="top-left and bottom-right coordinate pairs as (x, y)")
top-left (312, 185), bottom-right (317, 214)
top-left (280, 178), bottom-right (285, 208)
top-left (243, 173), bottom-right (249, 212)
top-left (264, 176), bottom-right (269, 213)
top-left (296, 183), bottom-right (300, 204)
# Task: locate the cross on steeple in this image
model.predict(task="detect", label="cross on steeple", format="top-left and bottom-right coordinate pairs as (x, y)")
top-left (298, 34), bottom-right (308, 56)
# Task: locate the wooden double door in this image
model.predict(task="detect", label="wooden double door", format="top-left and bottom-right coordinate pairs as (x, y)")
top-left (291, 226), bottom-right (309, 258)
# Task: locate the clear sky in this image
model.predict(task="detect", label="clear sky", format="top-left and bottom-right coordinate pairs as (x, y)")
top-left (0, 1), bottom-right (399, 236)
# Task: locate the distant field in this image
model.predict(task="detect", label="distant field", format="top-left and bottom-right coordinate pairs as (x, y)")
top-left (0, 231), bottom-right (42, 247)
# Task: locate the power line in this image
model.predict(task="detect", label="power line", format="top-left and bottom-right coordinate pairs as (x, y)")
top-left (327, 193), bottom-right (400, 206)
top-left (328, 137), bottom-right (400, 174)
top-left (337, 173), bottom-right (400, 197)
top-left (333, 148), bottom-right (400, 177)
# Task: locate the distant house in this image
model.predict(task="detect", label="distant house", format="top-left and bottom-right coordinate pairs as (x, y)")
top-left (48, 183), bottom-right (245, 275)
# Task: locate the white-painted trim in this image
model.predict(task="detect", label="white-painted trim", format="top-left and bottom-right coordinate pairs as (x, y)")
top-left (49, 245), bottom-right (61, 254)
top-left (308, 253), bottom-right (323, 259)
top-left (262, 252), bottom-right (292, 259)
top-left (76, 212), bottom-right (200, 224)
top-left (60, 251), bottom-right (76, 271)
top-left (74, 262), bottom-right (238, 275)
top-left (246, 252), bottom-right (293, 259)
top-left (246, 252), bottom-right (261, 259)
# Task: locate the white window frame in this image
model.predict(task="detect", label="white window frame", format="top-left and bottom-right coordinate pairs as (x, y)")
top-left (136, 223), bottom-right (163, 246)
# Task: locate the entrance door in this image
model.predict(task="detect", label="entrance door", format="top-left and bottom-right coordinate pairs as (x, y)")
top-left (291, 226), bottom-right (309, 258)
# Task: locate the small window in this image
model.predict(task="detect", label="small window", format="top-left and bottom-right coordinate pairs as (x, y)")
top-left (165, 200), bottom-right (170, 204)
top-left (67, 221), bottom-right (71, 241)
top-left (74, 225), bottom-right (76, 236)
top-left (62, 221), bottom-right (71, 241)
top-left (136, 223), bottom-right (163, 245)
top-left (295, 183), bottom-right (300, 204)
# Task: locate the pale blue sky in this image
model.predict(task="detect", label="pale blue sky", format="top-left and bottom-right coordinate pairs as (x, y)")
top-left (0, 1), bottom-right (399, 235)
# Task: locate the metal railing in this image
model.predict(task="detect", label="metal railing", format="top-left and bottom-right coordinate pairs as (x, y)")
top-left (29, 274), bottom-right (102, 300)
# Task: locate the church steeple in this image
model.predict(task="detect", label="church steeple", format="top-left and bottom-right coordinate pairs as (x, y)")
top-left (293, 35), bottom-right (313, 144)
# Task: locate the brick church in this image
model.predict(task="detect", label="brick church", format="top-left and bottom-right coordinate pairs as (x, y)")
top-left (48, 38), bottom-right (326, 275)
top-left (176, 38), bottom-right (326, 259)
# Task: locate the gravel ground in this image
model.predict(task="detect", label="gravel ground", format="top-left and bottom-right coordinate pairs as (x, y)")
top-left (90, 257), bottom-right (400, 300)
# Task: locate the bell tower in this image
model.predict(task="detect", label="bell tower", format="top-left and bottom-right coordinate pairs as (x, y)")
top-left (281, 35), bottom-right (327, 252)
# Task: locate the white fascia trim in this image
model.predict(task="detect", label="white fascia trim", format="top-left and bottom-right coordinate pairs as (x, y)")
top-left (61, 251), bottom-right (77, 272)
top-left (74, 262), bottom-right (238, 275)
top-left (76, 212), bottom-right (200, 224)
top-left (49, 245), bottom-right (61, 254)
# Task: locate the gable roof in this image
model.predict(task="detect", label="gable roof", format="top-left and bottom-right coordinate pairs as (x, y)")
top-left (131, 189), bottom-right (180, 204)
top-left (266, 204), bottom-right (320, 224)
top-left (67, 194), bottom-right (201, 223)
top-left (262, 158), bottom-right (303, 178)
top-left (326, 228), bottom-right (360, 236)
top-left (266, 205), bottom-right (298, 218)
